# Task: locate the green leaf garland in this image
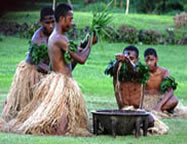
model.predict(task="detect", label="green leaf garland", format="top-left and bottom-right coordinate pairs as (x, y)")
top-left (29, 43), bottom-right (48, 65)
top-left (160, 76), bottom-right (178, 93)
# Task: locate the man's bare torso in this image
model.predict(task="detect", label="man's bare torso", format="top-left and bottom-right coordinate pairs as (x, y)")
top-left (26, 27), bottom-right (49, 64)
top-left (48, 30), bottom-right (72, 76)
top-left (145, 66), bottom-right (169, 95)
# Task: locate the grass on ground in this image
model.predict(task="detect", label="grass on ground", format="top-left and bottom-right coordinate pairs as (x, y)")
top-left (0, 36), bottom-right (187, 143)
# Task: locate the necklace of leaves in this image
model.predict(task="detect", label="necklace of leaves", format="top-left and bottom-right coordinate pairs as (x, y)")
top-left (160, 76), bottom-right (177, 93)
top-left (104, 60), bottom-right (150, 84)
top-left (29, 42), bottom-right (48, 65)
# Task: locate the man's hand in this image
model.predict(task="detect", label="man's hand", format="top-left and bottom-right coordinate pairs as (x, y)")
top-left (92, 35), bottom-right (98, 45)
top-left (78, 46), bottom-right (83, 52)
top-left (115, 53), bottom-right (126, 62)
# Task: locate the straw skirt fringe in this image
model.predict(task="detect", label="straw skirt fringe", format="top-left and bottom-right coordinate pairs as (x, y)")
top-left (1, 61), bottom-right (44, 122)
top-left (9, 72), bottom-right (90, 136)
top-left (143, 94), bottom-right (163, 111)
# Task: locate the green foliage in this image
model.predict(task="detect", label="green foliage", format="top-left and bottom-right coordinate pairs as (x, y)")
top-left (0, 35), bottom-right (4, 41)
top-left (29, 43), bottom-right (48, 65)
top-left (64, 40), bottom-right (78, 64)
top-left (118, 62), bottom-right (149, 84)
top-left (2, 11), bottom-right (185, 41)
top-left (78, 1), bottom-right (113, 49)
top-left (104, 60), bottom-right (116, 77)
top-left (90, 1), bottom-right (113, 38)
top-left (24, 22), bottom-right (40, 39)
top-left (103, 26), bottom-right (120, 42)
top-left (135, 0), bottom-right (159, 13)
top-left (160, 76), bottom-right (178, 93)
top-left (1, 37), bottom-right (187, 143)
top-left (136, 62), bottom-right (150, 84)
top-left (118, 25), bottom-right (138, 44)
top-left (138, 29), bottom-right (163, 44)
top-left (104, 61), bottom-right (150, 84)
top-left (81, 2), bottom-right (108, 12)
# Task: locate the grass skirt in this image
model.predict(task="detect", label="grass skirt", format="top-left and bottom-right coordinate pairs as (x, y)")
top-left (143, 94), bottom-right (187, 119)
top-left (143, 94), bottom-right (163, 111)
top-left (1, 61), bottom-right (43, 122)
top-left (8, 72), bottom-right (90, 136)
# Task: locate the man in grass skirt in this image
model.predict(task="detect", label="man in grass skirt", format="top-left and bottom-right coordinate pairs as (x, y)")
top-left (143, 48), bottom-right (187, 119)
top-left (105, 46), bottom-right (169, 135)
top-left (0, 3), bottom-right (98, 136)
top-left (1, 7), bottom-right (55, 122)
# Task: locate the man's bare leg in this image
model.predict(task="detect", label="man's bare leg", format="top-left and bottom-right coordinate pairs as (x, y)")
top-left (161, 96), bottom-right (178, 112)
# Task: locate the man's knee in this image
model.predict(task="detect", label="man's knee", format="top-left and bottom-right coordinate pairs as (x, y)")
top-left (172, 96), bottom-right (179, 107)
top-left (162, 96), bottom-right (178, 112)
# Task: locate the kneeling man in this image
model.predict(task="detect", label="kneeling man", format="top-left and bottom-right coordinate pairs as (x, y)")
top-left (144, 48), bottom-right (178, 113)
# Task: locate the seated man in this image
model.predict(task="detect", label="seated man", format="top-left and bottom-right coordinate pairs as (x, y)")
top-left (105, 45), bottom-right (155, 129)
top-left (143, 48), bottom-right (178, 113)
top-left (1, 6), bottom-right (55, 122)
top-left (113, 45), bottom-right (141, 109)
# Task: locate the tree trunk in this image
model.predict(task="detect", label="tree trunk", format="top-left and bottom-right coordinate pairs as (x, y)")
top-left (120, 0), bottom-right (123, 9)
top-left (53, 0), bottom-right (56, 10)
top-left (84, 0), bottom-right (97, 5)
top-left (114, 0), bottom-right (117, 7)
top-left (67, 0), bottom-right (72, 5)
top-left (125, 0), bottom-right (129, 15)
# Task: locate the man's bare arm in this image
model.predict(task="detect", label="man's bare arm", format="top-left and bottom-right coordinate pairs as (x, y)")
top-left (35, 61), bottom-right (49, 74)
top-left (31, 34), bottom-right (50, 73)
top-left (154, 88), bottom-right (173, 111)
top-left (71, 35), bottom-right (98, 70)
top-left (69, 38), bottom-right (91, 64)
top-left (154, 69), bottom-right (173, 111)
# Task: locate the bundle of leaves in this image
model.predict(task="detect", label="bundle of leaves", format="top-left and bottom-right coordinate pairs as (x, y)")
top-left (135, 62), bottom-right (150, 84)
top-left (64, 40), bottom-right (78, 64)
top-left (80, 0), bottom-right (113, 48)
top-left (104, 61), bottom-right (150, 84)
top-left (103, 26), bottom-right (120, 42)
top-left (104, 60), bottom-right (116, 76)
top-left (160, 76), bottom-right (178, 93)
top-left (29, 43), bottom-right (48, 65)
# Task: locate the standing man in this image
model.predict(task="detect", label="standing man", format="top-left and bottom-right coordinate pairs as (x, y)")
top-left (143, 48), bottom-right (178, 112)
top-left (2, 6), bottom-right (55, 122)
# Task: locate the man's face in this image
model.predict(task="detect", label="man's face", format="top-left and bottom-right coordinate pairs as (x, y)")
top-left (60, 11), bottom-right (73, 32)
top-left (41, 15), bottom-right (55, 35)
top-left (123, 50), bottom-right (138, 63)
top-left (145, 55), bottom-right (158, 71)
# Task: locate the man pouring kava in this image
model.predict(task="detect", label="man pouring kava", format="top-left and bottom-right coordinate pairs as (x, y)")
top-left (105, 46), bottom-right (168, 135)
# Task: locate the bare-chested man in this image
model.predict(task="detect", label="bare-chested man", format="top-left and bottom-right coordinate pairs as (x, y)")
top-left (144, 48), bottom-right (178, 112)
top-left (2, 7), bottom-right (55, 121)
top-left (2, 3), bottom-right (96, 136)
top-left (112, 45), bottom-right (154, 128)
top-left (114, 45), bottom-right (140, 109)
top-left (26, 6), bottom-right (55, 73)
